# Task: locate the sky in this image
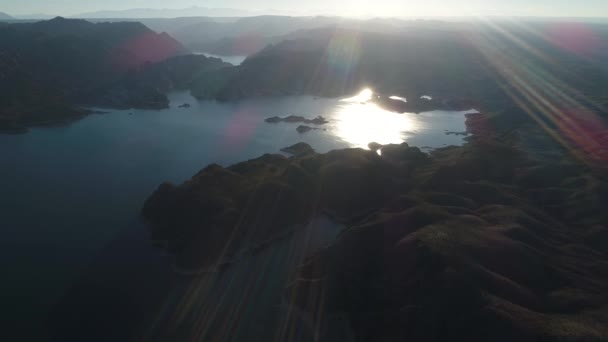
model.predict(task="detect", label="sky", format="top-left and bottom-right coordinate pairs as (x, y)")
top-left (2, 0), bottom-right (608, 17)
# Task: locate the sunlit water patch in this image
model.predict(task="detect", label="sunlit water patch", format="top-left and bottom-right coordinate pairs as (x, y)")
top-left (194, 52), bottom-right (248, 65)
top-left (329, 88), bottom-right (472, 149)
top-left (334, 102), bottom-right (416, 147)
top-left (389, 95), bottom-right (408, 102)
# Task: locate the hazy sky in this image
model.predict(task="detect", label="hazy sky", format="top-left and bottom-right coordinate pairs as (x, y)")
top-left (3, 0), bottom-right (608, 17)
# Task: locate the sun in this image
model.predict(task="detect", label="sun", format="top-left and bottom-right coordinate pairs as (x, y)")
top-left (341, 88), bottom-right (374, 103)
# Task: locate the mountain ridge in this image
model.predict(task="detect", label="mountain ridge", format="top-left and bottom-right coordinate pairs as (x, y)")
top-left (0, 11), bottom-right (13, 20)
top-left (0, 17), bottom-right (226, 132)
top-left (74, 6), bottom-right (258, 19)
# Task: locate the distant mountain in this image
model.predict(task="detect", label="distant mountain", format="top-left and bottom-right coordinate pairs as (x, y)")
top-left (0, 12), bottom-right (13, 20)
top-left (23, 17), bottom-right (188, 68)
top-left (75, 6), bottom-right (256, 19)
top-left (140, 16), bottom-right (421, 56)
top-left (191, 27), bottom-right (492, 101)
top-left (13, 13), bottom-right (57, 20)
top-left (190, 22), bottom-right (608, 106)
top-left (140, 16), bottom-right (351, 54)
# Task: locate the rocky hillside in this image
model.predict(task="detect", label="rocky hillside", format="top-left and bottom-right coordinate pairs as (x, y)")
top-left (189, 22), bottom-right (608, 114)
top-left (142, 106), bottom-right (608, 340)
top-left (0, 17), bottom-right (229, 132)
top-left (142, 16), bottom-right (346, 55)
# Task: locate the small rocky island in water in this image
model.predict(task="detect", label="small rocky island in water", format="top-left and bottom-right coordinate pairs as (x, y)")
top-left (265, 115), bottom-right (329, 134)
top-left (265, 115), bottom-right (329, 125)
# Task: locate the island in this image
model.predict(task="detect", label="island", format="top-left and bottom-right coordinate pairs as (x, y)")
top-left (265, 115), bottom-right (329, 125)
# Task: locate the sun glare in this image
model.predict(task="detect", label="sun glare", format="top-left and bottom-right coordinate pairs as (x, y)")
top-left (341, 88), bottom-right (374, 103)
top-left (349, 0), bottom-right (372, 16)
top-left (335, 89), bottom-right (415, 149)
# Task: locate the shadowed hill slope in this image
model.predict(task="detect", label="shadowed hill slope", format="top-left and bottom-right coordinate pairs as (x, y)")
top-left (142, 130), bottom-right (608, 340)
top-left (189, 22), bottom-right (608, 115)
top-left (0, 17), bottom-right (230, 132)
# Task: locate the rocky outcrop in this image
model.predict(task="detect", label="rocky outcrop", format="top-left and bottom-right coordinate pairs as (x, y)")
top-left (142, 131), bottom-right (608, 341)
top-left (265, 115), bottom-right (328, 125)
top-left (296, 125), bottom-right (315, 133)
top-left (142, 142), bottom-right (430, 270)
top-left (0, 18), bottom-right (197, 131)
top-left (264, 115), bottom-right (329, 134)
top-left (284, 139), bottom-right (608, 341)
top-left (368, 142), bottom-right (383, 151)
top-left (280, 142), bottom-right (315, 156)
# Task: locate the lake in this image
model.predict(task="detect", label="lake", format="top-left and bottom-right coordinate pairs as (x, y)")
top-left (194, 52), bottom-right (248, 65)
top-left (0, 90), bottom-right (473, 339)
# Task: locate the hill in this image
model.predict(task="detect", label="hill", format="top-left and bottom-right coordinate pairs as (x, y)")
top-left (189, 22), bottom-right (608, 112)
top-left (0, 12), bottom-right (13, 20)
top-left (141, 137), bottom-right (608, 341)
top-left (140, 16), bottom-right (355, 54)
top-left (0, 17), bottom-right (229, 132)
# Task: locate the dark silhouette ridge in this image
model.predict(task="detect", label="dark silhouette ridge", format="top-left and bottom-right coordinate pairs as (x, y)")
top-left (188, 23), bottom-right (608, 113)
top-left (0, 18), bottom-right (232, 132)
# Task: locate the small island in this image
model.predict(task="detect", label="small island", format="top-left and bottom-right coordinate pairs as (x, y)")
top-left (265, 115), bottom-right (329, 125)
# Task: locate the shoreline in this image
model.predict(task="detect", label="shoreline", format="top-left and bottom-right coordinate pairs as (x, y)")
top-left (0, 114), bottom-right (88, 134)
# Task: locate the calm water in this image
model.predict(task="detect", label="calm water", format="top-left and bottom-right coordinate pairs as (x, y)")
top-left (194, 52), bottom-right (248, 65)
top-left (0, 91), bottom-right (472, 337)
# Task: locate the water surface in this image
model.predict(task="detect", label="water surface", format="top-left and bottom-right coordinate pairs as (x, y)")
top-left (194, 52), bottom-right (248, 65)
top-left (0, 91), bottom-right (473, 338)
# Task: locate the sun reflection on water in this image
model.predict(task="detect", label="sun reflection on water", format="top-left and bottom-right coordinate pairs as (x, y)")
top-left (334, 89), bottom-right (416, 149)
top-left (389, 96), bottom-right (407, 102)
top-left (341, 88), bottom-right (374, 103)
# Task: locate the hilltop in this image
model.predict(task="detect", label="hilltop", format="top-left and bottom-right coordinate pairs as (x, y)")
top-left (0, 12), bottom-right (13, 20)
